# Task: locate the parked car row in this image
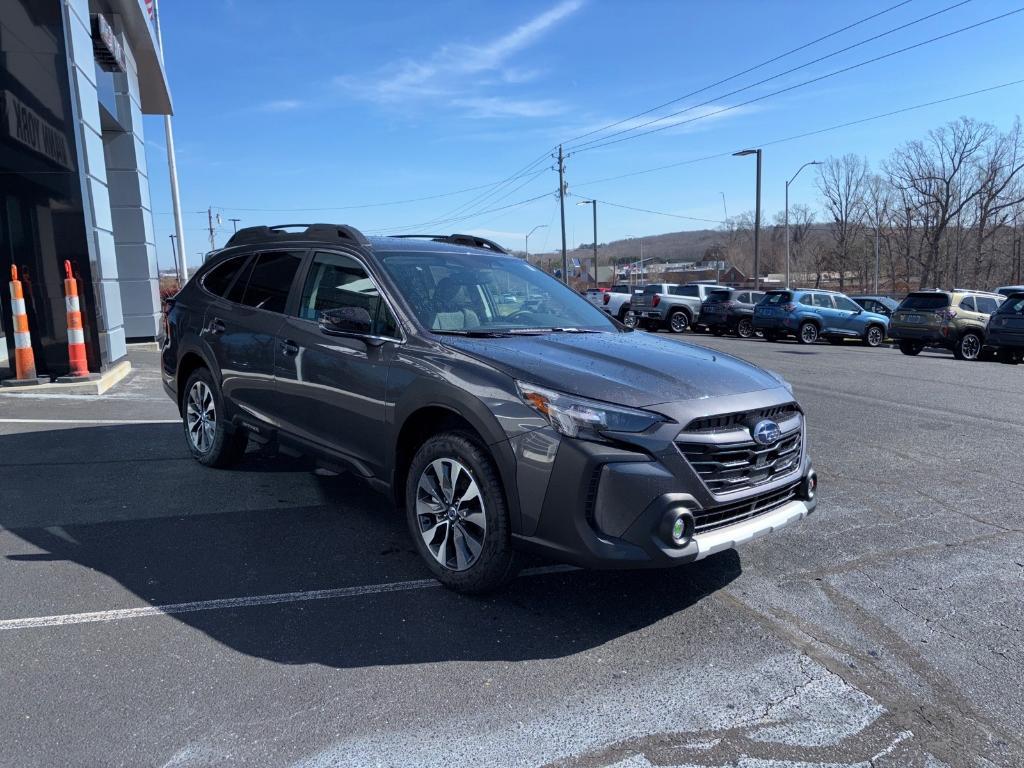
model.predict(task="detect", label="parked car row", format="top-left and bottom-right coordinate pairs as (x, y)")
top-left (617, 280), bottom-right (1024, 363)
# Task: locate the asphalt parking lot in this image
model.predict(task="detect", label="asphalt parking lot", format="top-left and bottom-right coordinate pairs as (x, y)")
top-left (1, 338), bottom-right (1022, 767)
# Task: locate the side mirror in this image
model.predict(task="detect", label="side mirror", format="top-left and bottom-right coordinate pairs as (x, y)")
top-left (318, 307), bottom-right (383, 345)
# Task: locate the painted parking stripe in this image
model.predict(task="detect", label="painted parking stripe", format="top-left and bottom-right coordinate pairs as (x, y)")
top-left (0, 565), bottom-right (576, 632)
top-left (0, 418), bottom-right (180, 425)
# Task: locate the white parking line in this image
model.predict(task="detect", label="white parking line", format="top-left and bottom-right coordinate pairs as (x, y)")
top-left (0, 418), bottom-right (180, 425)
top-left (0, 565), bottom-right (577, 632)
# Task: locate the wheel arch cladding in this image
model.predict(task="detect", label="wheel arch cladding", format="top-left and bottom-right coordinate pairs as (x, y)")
top-left (176, 352), bottom-right (209, 411)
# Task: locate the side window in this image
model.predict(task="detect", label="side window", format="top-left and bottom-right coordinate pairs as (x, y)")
top-left (236, 251), bottom-right (304, 313)
top-left (671, 285), bottom-right (699, 297)
top-left (958, 296), bottom-right (977, 312)
top-left (799, 294), bottom-right (814, 306)
top-left (298, 251), bottom-right (399, 337)
top-left (736, 292), bottom-right (749, 303)
top-left (202, 255), bottom-right (249, 297)
top-left (834, 296), bottom-right (861, 312)
top-left (975, 296), bottom-right (999, 314)
top-left (751, 292), bottom-right (765, 303)
top-left (813, 294), bottom-right (834, 308)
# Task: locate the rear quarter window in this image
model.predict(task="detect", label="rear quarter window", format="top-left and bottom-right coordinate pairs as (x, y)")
top-left (201, 255), bottom-right (250, 297)
top-left (975, 296), bottom-right (1000, 314)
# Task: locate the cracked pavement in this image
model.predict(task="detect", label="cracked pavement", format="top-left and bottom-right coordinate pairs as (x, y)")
top-left (0, 339), bottom-right (1021, 767)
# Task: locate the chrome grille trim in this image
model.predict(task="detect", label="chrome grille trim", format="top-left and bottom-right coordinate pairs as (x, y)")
top-left (693, 482), bottom-right (801, 534)
top-left (676, 424), bottom-right (803, 495)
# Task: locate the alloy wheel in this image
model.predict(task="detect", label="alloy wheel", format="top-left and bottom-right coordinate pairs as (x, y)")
top-left (867, 326), bottom-right (883, 347)
top-left (670, 312), bottom-right (689, 333)
top-left (185, 381), bottom-right (216, 453)
top-left (415, 458), bottom-right (487, 572)
top-left (737, 318), bottom-right (754, 338)
top-left (960, 333), bottom-right (981, 361)
top-left (623, 313), bottom-right (638, 328)
top-left (800, 323), bottom-right (818, 344)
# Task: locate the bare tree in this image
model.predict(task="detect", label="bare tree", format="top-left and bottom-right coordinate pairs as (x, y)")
top-left (863, 174), bottom-right (891, 292)
top-left (885, 117), bottom-right (994, 288)
top-left (787, 204), bottom-right (815, 285)
top-left (817, 154), bottom-right (869, 290)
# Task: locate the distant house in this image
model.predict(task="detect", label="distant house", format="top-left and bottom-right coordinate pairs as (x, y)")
top-left (721, 266), bottom-right (747, 286)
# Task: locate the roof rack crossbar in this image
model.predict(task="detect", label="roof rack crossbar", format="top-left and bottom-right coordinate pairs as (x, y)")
top-left (388, 234), bottom-right (508, 254)
top-left (225, 223), bottom-right (370, 248)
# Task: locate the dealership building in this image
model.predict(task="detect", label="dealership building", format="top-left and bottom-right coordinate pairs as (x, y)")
top-left (1, 0), bottom-right (170, 380)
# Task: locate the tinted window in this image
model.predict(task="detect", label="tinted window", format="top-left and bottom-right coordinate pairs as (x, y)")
top-left (707, 290), bottom-right (732, 303)
top-left (959, 296), bottom-right (976, 312)
top-left (236, 251), bottom-right (303, 313)
top-left (765, 291), bottom-right (792, 305)
top-left (975, 296), bottom-right (1000, 314)
top-left (736, 292), bottom-right (749, 303)
top-left (812, 294), bottom-right (833, 308)
top-left (643, 284), bottom-right (669, 295)
top-left (202, 256), bottom-right (249, 297)
top-left (750, 292), bottom-right (766, 303)
top-left (997, 296), bottom-right (1024, 314)
top-left (799, 294), bottom-right (814, 306)
top-left (671, 285), bottom-right (700, 297)
top-left (900, 293), bottom-right (950, 310)
top-left (298, 251), bottom-right (398, 337)
top-left (834, 296), bottom-right (861, 312)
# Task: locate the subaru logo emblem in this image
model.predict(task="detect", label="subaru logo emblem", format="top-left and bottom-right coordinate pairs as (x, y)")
top-left (752, 419), bottom-right (782, 446)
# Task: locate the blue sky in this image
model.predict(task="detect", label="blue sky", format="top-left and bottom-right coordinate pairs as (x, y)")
top-left (146, 0), bottom-right (1024, 271)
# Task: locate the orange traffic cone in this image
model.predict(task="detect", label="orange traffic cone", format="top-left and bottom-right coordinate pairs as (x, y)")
top-left (62, 260), bottom-right (90, 379)
top-left (3, 265), bottom-right (45, 387)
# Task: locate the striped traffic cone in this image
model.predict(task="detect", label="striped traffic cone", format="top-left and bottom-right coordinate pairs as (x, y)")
top-left (3, 265), bottom-right (46, 386)
top-left (62, 260), bottom-right (90, 379)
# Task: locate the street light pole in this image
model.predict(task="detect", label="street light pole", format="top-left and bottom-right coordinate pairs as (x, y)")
top-left (576, 200), bottom-right (598, 286)
top-left (784, 160), bottom-right (821, 289)
top-left (525, 224), bottom-right (547, 262)
top-left (734, 149), bottom-right (763, 290)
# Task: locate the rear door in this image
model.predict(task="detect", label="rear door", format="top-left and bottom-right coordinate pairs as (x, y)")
top-left (201, 249), bottom-right (304, 424)
top-left (811, 293), bottom-right (837, 332)
top-left (273, 250), bottom-right (400, 477)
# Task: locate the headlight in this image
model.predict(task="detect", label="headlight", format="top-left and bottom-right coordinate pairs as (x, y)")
top-left (516, 381), bottom-right (665, 441)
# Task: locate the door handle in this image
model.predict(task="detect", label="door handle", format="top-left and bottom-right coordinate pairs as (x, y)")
top-left (280, 339), bottom-right (300, 356)
top-left (208, 317), bottom-right (226, 335)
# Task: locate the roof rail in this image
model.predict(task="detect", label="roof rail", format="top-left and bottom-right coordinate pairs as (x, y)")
top-left (389, 233), bottom-right (509, 254)
top-left (225, 223), bottom-right (370, 248)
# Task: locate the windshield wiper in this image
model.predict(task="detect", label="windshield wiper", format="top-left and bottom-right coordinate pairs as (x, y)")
top-left (433, 330), bottom-right (513, 338)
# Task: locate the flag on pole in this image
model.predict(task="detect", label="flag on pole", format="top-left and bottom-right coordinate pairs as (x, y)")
top-left (145, 0), bottom-right (155, 19)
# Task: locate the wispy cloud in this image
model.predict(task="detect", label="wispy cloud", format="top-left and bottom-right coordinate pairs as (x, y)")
top-left (259, 99), bottom-right (304, 112)
top-left (335, 0), bottom-right (584, 118)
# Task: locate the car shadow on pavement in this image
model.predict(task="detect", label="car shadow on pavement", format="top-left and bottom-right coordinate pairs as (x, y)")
top-left (1, 424), bottom-right (741, 669)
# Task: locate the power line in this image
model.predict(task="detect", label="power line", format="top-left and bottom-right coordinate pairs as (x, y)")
top-left (570, 194), bottom-right (725, 225)
top-left (571, 77), bottom-right (1024, 189)
top-left (560, 0), bottom-right (917, 150)
top-left (365, 192), bottom-right (555, 235)
top-left (573, 5), bottom-right (1021, 154)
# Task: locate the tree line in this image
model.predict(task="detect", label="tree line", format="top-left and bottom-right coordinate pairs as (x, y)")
top-left (719, 116), bottom-right (1024, 293)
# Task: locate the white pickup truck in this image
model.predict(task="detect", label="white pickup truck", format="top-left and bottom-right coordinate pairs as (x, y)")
top-left (596, 283), bottom-right (638, 324)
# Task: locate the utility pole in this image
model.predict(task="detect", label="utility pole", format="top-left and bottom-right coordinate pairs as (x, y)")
top-left (229, 218), bottom-right (241, 233)
top-left (153, 0), bottom-right (188, 284)
top-left (874, 226), bottom-right (880, 294)
top-left (733, 148), bottom-right (762, 290)
top-left (168, 233), bottom-right (179, 280)
top-left (784, 160), bottom-right (820, 289)
top-left (207, 207), bottom-right (216, 252)
top-left (557, 145), bottom-right (568, 284)
top-left (1016, 237), bottom-right (1022, 284)
top-left (525, 224), bottom-right (547, 263)
top-left (591, 201), bottom-right (597, 287)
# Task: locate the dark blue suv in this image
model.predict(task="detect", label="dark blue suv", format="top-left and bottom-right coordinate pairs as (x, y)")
top-left (753, 289), bottom-right (889, 347)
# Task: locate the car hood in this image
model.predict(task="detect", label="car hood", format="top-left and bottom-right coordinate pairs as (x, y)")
top-left (441, 331), bottom-right (783, 407)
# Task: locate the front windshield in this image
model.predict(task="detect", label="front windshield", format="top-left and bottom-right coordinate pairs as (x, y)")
top-left (376, 250), bottom-right (618, 334)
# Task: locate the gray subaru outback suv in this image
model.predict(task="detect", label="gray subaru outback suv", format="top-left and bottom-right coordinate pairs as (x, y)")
top-left (162, 224), bottom-right (817, 593)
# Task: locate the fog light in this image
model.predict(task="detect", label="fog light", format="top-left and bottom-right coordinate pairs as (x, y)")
top-left (800, 471), bottom-right (818, 501)
top-left (662, 510), bottom-right (694, 548)
top-left (671, 517), bottom-right (686, 542)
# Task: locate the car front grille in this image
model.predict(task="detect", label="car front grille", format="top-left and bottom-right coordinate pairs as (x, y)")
top-left (693, 482), bottom-right (800, 534)
top-left (676, 427), bottom-right (802, 495)
top-left (683, 402), bottom-right (799, 434)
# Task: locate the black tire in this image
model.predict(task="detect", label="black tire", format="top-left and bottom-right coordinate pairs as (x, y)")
top-left (899, 341), bottom-right (923, 356)
top-left (712, 327), bottom-right (725, 337)
top-left (668, 309), bottom-right (691, 334)
top-left (644, 320), bottom-right (661, 332)
top-left (736, 318), bottom-right (755, 339)
top-left (997, 349), bottom-right (1020, 365)
top-left (863, 325), bottom-right (885, 348)
top-left (617, 306), bottom-right (630, 323)
top-left (953, 332), bottom-right (982, 361)
top-left (797, 321), bottom-right (819, 345)
top-left (181, 367), bottom-right (248, 468)
top-left (405, 431), bottom-right (517, 594)
top-left (622, 311), bottom-right (638, 328)
top-left (827, 336), bottom-right (844, 346)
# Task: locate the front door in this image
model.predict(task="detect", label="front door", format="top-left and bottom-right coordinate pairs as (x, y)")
top-left (274, 250), bottom-right (401, 478)
top-left (832, 294), bottom-right (865, 335)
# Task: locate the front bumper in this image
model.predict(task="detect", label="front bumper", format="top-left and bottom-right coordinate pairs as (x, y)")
top-left (509, 406), bottom-right (817, 570)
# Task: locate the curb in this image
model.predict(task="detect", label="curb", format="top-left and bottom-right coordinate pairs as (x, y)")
top-left (0, 360), bottom-right (132, 396)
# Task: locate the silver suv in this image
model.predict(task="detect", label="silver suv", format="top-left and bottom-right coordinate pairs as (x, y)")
top-left (631, 283), bottom-right (726, 333)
